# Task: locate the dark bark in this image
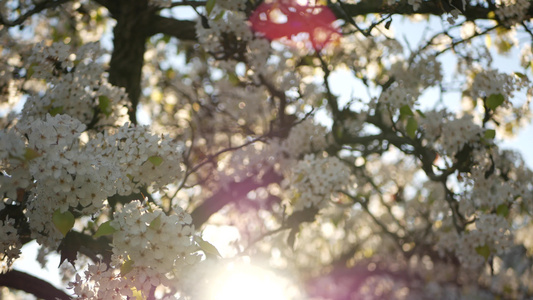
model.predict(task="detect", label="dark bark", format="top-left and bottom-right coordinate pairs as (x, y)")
top-left (191, 169), bottom-right (283, 228)
top-left (107, 0), bottom-right (154, 124)
top-left (0, 0), bottom-right (72, 26)
top-left (336, 0), bottom-right (533, 22)
top-left (148, 16), bottom-right (197, 40)
top-left (0, 270), bottom-right (71, 300)
top-left (103, 2), bottom-right (198, 124)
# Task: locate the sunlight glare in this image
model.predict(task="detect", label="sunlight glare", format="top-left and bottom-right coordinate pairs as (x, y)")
top-left (208, 262), bottom-right (295, 300)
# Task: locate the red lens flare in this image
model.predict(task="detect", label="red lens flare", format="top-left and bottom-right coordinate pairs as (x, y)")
top-left (249, 0), bottom-right (341, 51)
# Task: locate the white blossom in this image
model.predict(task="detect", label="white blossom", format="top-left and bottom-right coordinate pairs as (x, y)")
top-left (0, 218), bottom-right (22, 272)
top-left (495, 0), bottom-right (531, 24)
top-left (286, 154), bottom-right (351, 210)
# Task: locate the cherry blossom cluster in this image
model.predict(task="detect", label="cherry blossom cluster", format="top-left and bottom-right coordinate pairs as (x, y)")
top-left (280, 119), bottom-right (330, 159)
top-left (212, 79), bottom-right (270, 126)
top-left (195, 7), bottom-right (254, 54)
top-left (495, 0), bottom-right (531, 24)
top-left (0, 218), bottom-right (21, 272)
top-left (0, 115), bottom-right (185, 249)
top-left (457, 214), bottom-right (513, 269)
top-left (24, 42), bottom-right (129, 126)
top-left (0, 130), bottom-right (28, 200)
top-left (458, 147), bottom-right (533, 214)
top-left (70, 200), bottom-right (199, 299)
top-left (285, 153), bottom-right (351, 210)
top-left (84, 124), bottom-right (184, 194)
top-left (391, 55), bottom-right (443, 93)
top-left (69, 262), bottom-right (178, 300)
top-left (110, 200), bottom-right (198, 274)
top-left (470, 69), bottom-right (528, 103)
top-left (436, 214), bottom-right (513, 270)
top-left (376, 84), bottom-right (418, 113)
top-left (11, 114), bottom-right (112, 246)
top-left (491, 271), bottom-right (521, 298)
top-left (0, 32), bottom-right (23, 108)
top-left (420, 110), bottom-right (486, 157)
top-left (194, 2), bottom-right (272, 77)
top-left (520, 45), bottom-right (533, 69)
top-left (376, 55), bottom-right (443, 113)
top-left (246, 37), bottom-right (272, 74)
top-left (217, 119), bottom-right (334, 202)
top-left (0, 42), bottom-right (184, 249)
top-left (458, 164), bottom-right (514, 215)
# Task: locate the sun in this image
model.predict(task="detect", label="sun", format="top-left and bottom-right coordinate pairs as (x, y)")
top-left (206, 261), bottom-right (298, 300)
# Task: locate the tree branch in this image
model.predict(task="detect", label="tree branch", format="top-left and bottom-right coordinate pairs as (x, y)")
top-left (191, 168), bottom-right (283, 228)
top-left (107, 0), bottom-right (154, 124)
top-left (0, 0), bottom-right (72, 26)
top-left (336, 0), bottom-right (533, 23)
top-left (148, 16), bottom-right (197, 40)
top-left (169, 0), bottom-right (208, 8)
top-left (90, 0), bottom-right (120, 16)
top-left (0, 269), bottom-right (71, 300)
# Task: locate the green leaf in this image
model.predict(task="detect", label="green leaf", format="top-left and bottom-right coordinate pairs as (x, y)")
top-left (514, 72), bottom-right (527, 79)
top-left (93, 220), bottom-right (118, 238)
top-left (406, 117), bottom-right (418, 139)
top-left (196, 236), bottom-right (222, 258)
top-left (23, 148), bottom-right (41, 161)
top-left (161, 34), bottom-right (171, 43)
top-left (416, 109), bottom-right (426, 118)
top-left (399, 105), bottom-right (414, 119)
top-left (94, 10), bottom-right (104, 23)
top-left (294, 173), bottom-right (305, 183)
top-left (147, 156), bottom-right (163, 166)
top-left (98, 95), bottom-right (112, 117)
top-left (26, 63), bottom-right (37, 78)
top-left (475, 244), bottom-right (491, 260)
top-left (484, 129), bottom-right (496, 140)
top-left (149, 215), bottom-right (161, 230)
top-left (214, 10), bottom-right (225, 21)
top-left (57, 231), bottom-right (81, 267)
top-left (228, 72), bottom-right (240, 85)
top-left (335, 125), bottom-right (343, 140)
top-left (503, 284), bottom-right (514, 295)
top-left (206, 0), bottom-right (216, 16)
top-left (486, 94), bottom-right (505, 110)
top-left (120, 259), bottom-right (135, 276)
top-left (485, 34), bottom-right (492, 48)
top-left (287, 227), bottom-right (298, 250)
top-left (131, 287), bottom-right (144, 300)
top-left (52, 209), bottom-right (75, 237)
top-left (496, 204), bottom-right (509, 217)
top-left (495, 39), bottom-right (513, 54)
top-left (49, 106), bottom-right (63, 116)
top-left (87, 221), bottom-right (95, 231)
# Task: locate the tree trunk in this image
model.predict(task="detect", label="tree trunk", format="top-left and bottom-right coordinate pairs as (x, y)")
top-left (108, 1), bottom-right (154, 124)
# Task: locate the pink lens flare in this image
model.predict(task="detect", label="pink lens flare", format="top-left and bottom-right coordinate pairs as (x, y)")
top-left (249, 0), bottom-right (341, 51)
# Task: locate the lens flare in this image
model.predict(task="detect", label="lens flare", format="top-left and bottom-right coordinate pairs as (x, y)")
top-left (248, 0), bottom-right (341, 51)
top-left (206, 261), bottom-right (299, 300)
